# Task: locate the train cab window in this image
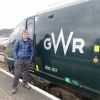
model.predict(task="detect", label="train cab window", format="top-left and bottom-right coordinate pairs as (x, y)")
top-left (9, 20), bottom-right (25, 43)
top-left (27, 18), bottom-right (34, 40)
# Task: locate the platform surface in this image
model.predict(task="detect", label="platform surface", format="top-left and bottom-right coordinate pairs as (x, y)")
top-left (0, 68), bottom-right (58, 100)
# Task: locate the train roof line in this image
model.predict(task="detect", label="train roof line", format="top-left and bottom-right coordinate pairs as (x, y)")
top-left (30, 0), bottom-right (90, 18)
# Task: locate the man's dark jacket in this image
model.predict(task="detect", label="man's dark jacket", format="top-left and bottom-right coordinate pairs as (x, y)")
top-left (13, 38), bottom-right (34, 61)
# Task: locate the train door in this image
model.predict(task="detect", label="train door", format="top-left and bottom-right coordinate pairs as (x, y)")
top-left (26, 18), bottom-right (36, 67)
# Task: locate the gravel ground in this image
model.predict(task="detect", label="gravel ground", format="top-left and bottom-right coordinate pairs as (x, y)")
top-left (0, 53), bottom-right (4, 62)
top-left (0, 53), bottom-right (8, 71)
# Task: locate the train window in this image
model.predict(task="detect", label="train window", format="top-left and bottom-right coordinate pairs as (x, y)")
top-left (27, 18), bottom-right (34, 40)
top-left (9, 20), bottom-right (26, 43)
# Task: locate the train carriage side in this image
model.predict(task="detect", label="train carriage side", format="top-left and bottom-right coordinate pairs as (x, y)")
top-left (33, 0), bottom-right (100, 99)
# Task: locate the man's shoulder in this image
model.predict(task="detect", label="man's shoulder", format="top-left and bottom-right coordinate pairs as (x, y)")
top-left (16, 38), bottom-right (21, 41)
top-left (28, 38), bottom-right (33, 42)
top-left (28, 38), bottom-right (32, 41)
top-left (15, 39), bottom-right (23, 44)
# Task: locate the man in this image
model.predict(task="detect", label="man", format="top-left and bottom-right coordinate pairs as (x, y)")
top-left (12, 30), bottom-right (34, 94)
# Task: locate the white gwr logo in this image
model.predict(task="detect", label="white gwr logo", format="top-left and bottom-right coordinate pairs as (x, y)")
top-left (44, 28), bottom-right (85, 55)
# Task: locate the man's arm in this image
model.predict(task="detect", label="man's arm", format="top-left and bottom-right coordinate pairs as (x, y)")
top-left (13, 40), bottom-right (19, 60)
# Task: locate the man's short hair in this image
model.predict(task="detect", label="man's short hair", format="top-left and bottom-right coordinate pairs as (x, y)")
top-left (22, 30), bottom-right (29, 34)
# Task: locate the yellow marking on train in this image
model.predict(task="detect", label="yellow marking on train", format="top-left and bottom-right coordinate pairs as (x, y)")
top-left (36, 65), bottom-right (39, 71)
top-left (94, 45), bottom-right (99, 53)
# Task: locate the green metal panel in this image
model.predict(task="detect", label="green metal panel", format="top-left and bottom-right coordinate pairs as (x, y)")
top-left (34, 0), bottom-right (100, 95)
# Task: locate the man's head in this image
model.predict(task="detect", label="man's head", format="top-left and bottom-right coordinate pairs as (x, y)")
top-left (22, 30), bottom-right (29, 41)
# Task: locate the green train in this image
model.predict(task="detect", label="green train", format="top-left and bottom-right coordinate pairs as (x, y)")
top-left (5, 0), bottom-right (100, 99)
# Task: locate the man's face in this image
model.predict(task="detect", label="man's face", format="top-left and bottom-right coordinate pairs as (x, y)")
top-left (22, 32), bottom-right (29, 40)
